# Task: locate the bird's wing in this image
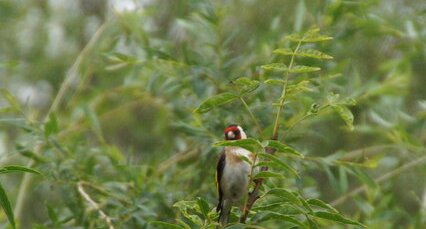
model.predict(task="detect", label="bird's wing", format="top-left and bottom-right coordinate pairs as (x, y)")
top-left (216, 150), bottom-right (226, 212)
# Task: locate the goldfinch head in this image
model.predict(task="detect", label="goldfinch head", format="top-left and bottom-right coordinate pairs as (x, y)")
top-left (224, 125), bottom-right (247, 140)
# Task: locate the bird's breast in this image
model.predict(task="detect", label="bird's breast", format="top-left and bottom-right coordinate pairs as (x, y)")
top-left (221, 147), bottom-right (253, 200)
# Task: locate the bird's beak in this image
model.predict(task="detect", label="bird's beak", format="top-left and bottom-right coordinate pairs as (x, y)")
top-left (227, 131), bottom-right (235, 139)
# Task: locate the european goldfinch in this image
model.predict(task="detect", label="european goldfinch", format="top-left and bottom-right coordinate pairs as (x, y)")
top-left (216, 125), bottom-right (254, 225)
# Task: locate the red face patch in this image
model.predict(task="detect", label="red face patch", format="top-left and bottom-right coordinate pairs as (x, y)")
top-left (224, 125), bottom-right (241, 140)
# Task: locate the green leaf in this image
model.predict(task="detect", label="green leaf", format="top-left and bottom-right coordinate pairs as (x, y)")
top-left (296, 49), bottom-right (333, 59)
top-left (0, 182), bottom-right (15, 229)
top-left (261, 63), bottom-right (288, 72)
top-left (83, 105), bottom-right (104, 141)
top-left (44, 113), bottom-right (59, 138)
top-left (272, 48), bottom-right (294, 56)
top-left (0, 118), bottom-right (33, 132)
top-left (256, 160), bottom-right (279, 168)
top-left (150, 221), bottom-right (184, 229)
top-left (0, 106), bottom-right (14, 113)
top-left (351, 168), bottom-right (378, 189)
top-left (286, 80), bottom-right (312, 96)
top-left (288, 65), bottom-right (321, 73)
top-left (264, 79), bottom-right (285, 86)
top-left (266, 140), bottom-right (304, 158)
top-left (0, 165), bottom-right (42, 175)
top-left (297, 195), bottom-right (313, 213)
top-left (260, 212), bottom-right (306, 228)
top-left (233, 77), bottom-right (260, 95)
top-left (338, 166), bottom-right (348, 193)
top-left (225, 223), bottom-right (266, 229)
top-left (175, 219), bottom-right (191, 229)
top-left (258, 153), bottom-right (298, 176)
top-left (253, 171), bottom-right (284, 179)
top-left (252, 202), bottom-right (283, 211)
top-left (46, 204), bottom-right (58, 226)
top-left (214, 138), bottom-right (263, 153)
top-left (173, 200), bottom-right (203, 225)
top-left (0, 89), bottom-right (21, 112)
top-left (194, 93), bottom-right (238, 113)
top-left (332, 105), bottom-right (354, 131)
top-left (274, 48), bottom-right (333, 59)
top-left (314, 211), bottom-right (366, 227)
top-left (103, 52), bottom-right (138, 63)
top-left (267, 188), bottom-right (301, 205)
top-left (307, 199), bottom-right (338, 213)
top-left (196, 197), bottom-right (210, 219)
top-left (20, 151), bottom-right (45, 162)
top-left (307, 216), bottom-right (320, 229)
top-left (286, 28), bottom-right (332, 43)
top-left (301, 35), bottom-right (333, 42)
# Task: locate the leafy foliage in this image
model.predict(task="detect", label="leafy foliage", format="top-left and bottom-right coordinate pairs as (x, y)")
top-left (0, 0), bottom-right (425, 228)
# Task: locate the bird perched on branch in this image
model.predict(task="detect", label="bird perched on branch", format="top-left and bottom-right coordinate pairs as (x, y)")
top-left (216, 124), bottom-right (254, 226)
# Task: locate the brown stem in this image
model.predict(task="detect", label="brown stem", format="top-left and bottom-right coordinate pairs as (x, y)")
top-left (240, 145), bottom-right (277, 223)
top-left (77, 182), bottom-right (115, 229)
top-left (240, 41), bottom-right (302, 223)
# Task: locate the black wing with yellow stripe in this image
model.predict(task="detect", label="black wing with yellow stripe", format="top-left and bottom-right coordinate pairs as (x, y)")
top-left (216, 151), bottom-right (226, 212)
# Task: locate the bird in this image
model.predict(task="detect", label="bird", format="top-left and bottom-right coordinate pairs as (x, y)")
top-left (216, 124), bottom-right (254, 226)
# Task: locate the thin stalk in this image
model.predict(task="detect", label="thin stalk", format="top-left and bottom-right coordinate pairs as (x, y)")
top-left (282, 104), bottom-right (331, 139)
top-left (77, 182), bottom-right (115, 229)
top-left (331, 154), bottom-right (426, 206)
top-left (240, 41), bottom-right (303, 223)
top-left (14, 22), bottom-right (108, 223)
top-left (239, 97), bottom-right (262, 136)
top-left (283, 113), bottom-right (313, 138)
top-left (47, 23), bottom-right (107, 118)
top-left (240, 152), bottom-right (258, 222)
top-left (272, 41), bottom-right (302, 139)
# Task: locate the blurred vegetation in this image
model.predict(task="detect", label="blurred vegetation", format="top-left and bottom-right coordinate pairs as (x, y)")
top-left (0, 0), bottom-right (425, 228)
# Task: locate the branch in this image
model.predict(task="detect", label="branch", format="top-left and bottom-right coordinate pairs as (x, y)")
top-left (240, 146), bottom-right (276, 223)
top-left (330, 154), bottom-right (426, 207)
top-left (77, 182), bottom-right (115, 229)
top-left (158, 148), bottom-right (199, 173)
top-left (14, 22), bottom-right (108, 222)
top-left (240, 41), bottom-right (302, 223)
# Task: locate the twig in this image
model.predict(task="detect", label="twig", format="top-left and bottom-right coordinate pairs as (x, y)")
top-left (77, 182), bottom-right (115, 229)
top-left (14, 22), bottom-right (108, 222)
top-left (271, 41), bottom-right (302, 140)
top-left (339, 144), bottom-right (397, 161)
top-left (79, 181), bottom-right (132, 206)
top-left (330, 155), bottom-right (426, 207)
top-left (240, 147), bottom-right (276, 223)
top-left (158, 148), bottom-right (199, 173)
top-left (46, 23), bottom-right (107, 118)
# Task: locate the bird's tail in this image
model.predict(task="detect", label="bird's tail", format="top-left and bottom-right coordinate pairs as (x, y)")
top-left (218, 200), bottom-right (231, 226)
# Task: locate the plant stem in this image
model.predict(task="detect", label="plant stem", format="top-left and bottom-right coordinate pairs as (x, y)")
top-left (239, 97), bottom-right (262, 136)
top-left (240, 41), bottom-right (302, 223)
top-left (77, 182), bottom-right (115, 229)
top-left (14, 23), bottom-right (107, 224)
top-left (330, 154), bottom-right (426, 206)
top-left (272, 41), bottom-right (301, 139)
top-left (240, 151), bottom-right (259, 222)
top-left (283, 113), bottom-right (313, 138)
